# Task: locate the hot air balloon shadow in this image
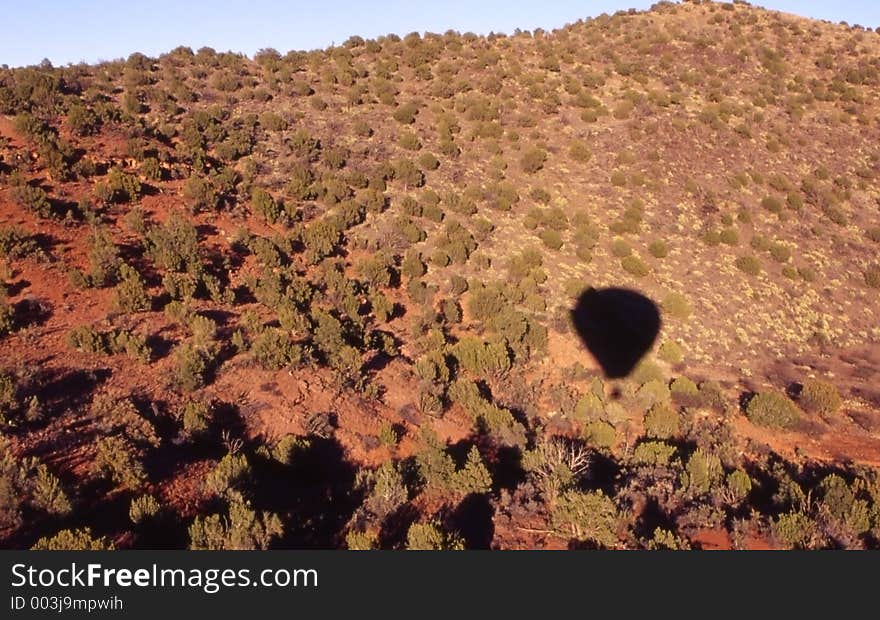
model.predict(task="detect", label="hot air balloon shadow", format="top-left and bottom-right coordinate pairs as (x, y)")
top-left (569, 287), bottom-right (661, 379)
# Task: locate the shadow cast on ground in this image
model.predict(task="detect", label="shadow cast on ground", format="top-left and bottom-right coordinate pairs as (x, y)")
top-left (569, 287), bottom-right (661, 379)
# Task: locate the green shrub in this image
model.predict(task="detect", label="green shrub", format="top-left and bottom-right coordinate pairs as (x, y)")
top-left (392, 102), bottom-right (419, 125)
top-left (452, 336), bottom-right (511, 376)
top-left (451, 447), bottom-right (493, 495)
top-left (746, 391), bottom-right (799, 429)
top-left (84, 228), bottom-right (121, 287)
top-left (611, 238), bottom-right (631, 257)
top-left (130, 494), bottom-right (161, 525)
top-left (0, 227), bottom-right (40, 260)
top-left (418, 152), bottom-right (440, 170)
top-left (865, 263), bottom-right (880, 289)
top-left (11, 183), bottom-right (52, 218)
top-left (552, 490), bottom-right (619, 547)
top-left (32, 528), bottom-right (113, 550)
top-left (773, 512), bottom-right (815, 549)
top-left (251, 328), bottom-right (302, 370)
top-left (114, 264), bottom-right (150, 312)
top-left (520, 147), bottom-right (547, 173)
top-left (635, 379), bottom-right (670, 409)
top-left (1, 436), bottom-right (71, 528)
top-left (769, 242), bottom-right (791, 263)
top-left (146, 211), bottom-right (202, 274)
top-left (583, 420), bottom-right (616, 450)
top-left (204, 452), bottom-right (252, 498)
top-left (719, 228), bottom-right (739, 245)
top-left (761, 195), bottom-right (783, 213)
top-left (680, 449), bottom-right (723, 496)
top-left (189, 495), bottom-right (283, 550)
top-left (569, 140), bottom-right (592, 163)
top-left (406, 521), bottom-right (464, 550)
top-left (172, 343), bottom-right (210, 392)
top-left (302, 219), bottom-right (341, 264)
top-left (251, 188), bottom-right (282, 223)
top-left (631, 441), bottom-right (676, 467)
top-left (539, 229), bottom-right (563, 250)
top-left (106, 167), bottom-right (142, 203)
top-left (182, 400), bottom-right (213, 438)
top-left (649, 240), bottom-right (669, 258)
top-left (621, 255), bottom-right (649, 277)
top-left (610, 170), bottom-right (627, 187)
top-left (94, 435), bottom-right (146, 490)
top-left (670, 376), bottom-right (699, 398)
top-left (182, 175), bottom-right (218, 212)
top-left (818, 474), bottom-right (871, 534)
top-left (66, 326), bottom-right (150, 362)
top-left (657, 341), bottom-right (684, 364)
top-left (798, 379), bottom-right (842, 415)
top-left (644, 402), bottom-right (679, 439)
top-left (735, 255), bottom-right (761, 276)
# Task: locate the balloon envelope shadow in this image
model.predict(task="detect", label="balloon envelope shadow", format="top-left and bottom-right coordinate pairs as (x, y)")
top-left (570, 287), bottom-right (661, 379)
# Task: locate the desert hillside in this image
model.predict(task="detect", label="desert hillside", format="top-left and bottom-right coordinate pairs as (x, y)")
top-left (1, 0), bottom-right (880, 550)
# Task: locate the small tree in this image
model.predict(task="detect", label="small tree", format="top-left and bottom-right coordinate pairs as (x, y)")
top-left (406, 521), bottom-right (464, 550)
top-left (798, 379), bottom-right (842, 415)
top-left (746, 391), bottom-right (799, 429)
top-left (114, 264), bottom-right (150, 312)
top-left (520, 147), bottom-right (548, 173)
top-left (189, 494), bottom-right (283, 550)
top-left (94, 435), bottom-right (147, 491)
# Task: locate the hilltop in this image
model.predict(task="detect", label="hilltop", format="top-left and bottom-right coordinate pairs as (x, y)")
top-left (1, 0), bottom-right (880, 550)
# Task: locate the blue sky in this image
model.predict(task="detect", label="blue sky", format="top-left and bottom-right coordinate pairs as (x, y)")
top-left (2, 1), bottom-right (879, 68)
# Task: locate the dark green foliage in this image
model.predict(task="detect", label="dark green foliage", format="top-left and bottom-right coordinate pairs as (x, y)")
top-left (406, 521), bottom-right (464, 550)
top-left (67, 102), bottom-right (101, 136)
top-left (552, 490), bottom-right (619, 548)
top-left (11, 183), bottom-right (52, 218)
top-left (302, 218), bottom-right (342, 264)
top-left (146, 211), bottom-right (202, 274)
top-left (746, 391), bottom-right (800, 429)
top-left (172, 342), bottom-right (211, 392)
top-left (182, 175), bottom-right (218, 212)
top-left (798, 379), bottom-right (842, 415)
top-left (392, 158), bottom-right (424, 188)
top-left (356, 252), bottom-right (393, 289)
top-left (251, 328), bottom-right (302, 371)
top-left (251, 187), bottom-right (282, 224)
top-left (401, 250), bottom-right (426, 279)
top-left (761, 195), bottom-right (783, 213)
top-left (0, 300), bottom-right (14, 340)
top-left (83, 228), bottom-right (121, 287)
top-left (67, 326), bottom-right (150, 362)
top-left (0, 228), bottom-right (41, 260)
top-left (1, 436), bottom-right (71, 530)
top-left (105, 167), bottom-right (142, 204)
top-left (114, 264), bottom-right (150, 312)
top-left (94, 435), bottom-right (147, 491)
top-left (569, 140), bottom-right (592, 163)
top-left (451, 336), bottom-right (512, 376)
top-left (189, 495), bottom-right (283, 550)
top-left (181, 400), bottom-right (213, 439)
